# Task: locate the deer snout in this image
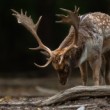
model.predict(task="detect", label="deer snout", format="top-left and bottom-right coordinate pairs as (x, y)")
top-left (57, 65), bottom-right (70, 85)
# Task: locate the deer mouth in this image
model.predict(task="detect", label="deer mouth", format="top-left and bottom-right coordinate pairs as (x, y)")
top-left (57, 66), bottom-right (70, 85)
top-left (58, 73), bottom-right (69, 85)
top-left (58, 73), bottom-right (68, 85)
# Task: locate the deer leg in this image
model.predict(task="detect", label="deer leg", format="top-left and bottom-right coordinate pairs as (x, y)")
top-left (89, 55), bottom-right (102, 86)
top-left (79, 61), bottom-right (88, 86)
top-left (105, 61), bottom-right (110, 85)
top-left (100, 55), bottom-right (106, 85)
top-left (104, 52), bottom-right (110, 85)
top-left (102, 39), bottom-right (110, 84)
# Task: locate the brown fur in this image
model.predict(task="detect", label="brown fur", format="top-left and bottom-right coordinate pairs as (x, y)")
top-left (12, 8), bottom-right (110, 86)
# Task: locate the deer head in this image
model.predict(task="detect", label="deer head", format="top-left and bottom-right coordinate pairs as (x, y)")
top-left (12, 7), bottom-right (80, 85)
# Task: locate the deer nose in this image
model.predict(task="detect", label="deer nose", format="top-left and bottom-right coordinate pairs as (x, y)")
top-left (60, 80), bottom-right (66, 85)
top-left (58, 73), bottom-right (68, 85)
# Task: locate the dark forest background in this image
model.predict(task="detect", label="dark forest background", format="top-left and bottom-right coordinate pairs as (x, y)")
top-left (0, 0), bottom-right (110, 77)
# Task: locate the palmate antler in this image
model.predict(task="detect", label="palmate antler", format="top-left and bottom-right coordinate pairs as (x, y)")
top-left (56, 6), bottom-right (80, 64)
top-left (12, 7), bottom-right (80, 67)
top-left (56, 6), bottom-right (80, 29)
top-left (12, 9), bottom-right (53, 67)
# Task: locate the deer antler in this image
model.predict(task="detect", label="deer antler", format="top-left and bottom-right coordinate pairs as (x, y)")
top-left (56, 6), bottom-right (80, 64)
top-left (56, 6), bottom-right (80, 46)
top-left (12, 9), bottom-right (53, 67)
top-left (56, 6), bottom-right (80, 29)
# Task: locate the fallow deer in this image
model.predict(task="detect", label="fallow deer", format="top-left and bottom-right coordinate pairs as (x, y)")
top-left (12, 7), bottom-right (110, 86)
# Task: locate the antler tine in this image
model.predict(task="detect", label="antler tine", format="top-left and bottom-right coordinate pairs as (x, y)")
top-left (12, 9), bottom-right (43, 49)
top-left (56, 7), bottom-right (80, 64)
top-left (59, 6), bottom-right (80, 15)
top-left (34, 57), bottom-right (53, 68)
top-left (77, 7), bottom-right (80, 13)
top-left (56, 6), bottom-right (80, 27)
top-left (35, 16), bottom-right (42, 30)
top-left (56, 8), bottom-right (71, 24)
top-left (21, 9), bottom-right (23, 15)
top-left (74, 6), bottom-right (80, 14)
top-left (74, 6), bottom-right (77, 12)
top-left (56, 6), bottom-right (80, 47)
top-left (12, 9), bottom-right (53, 68)
top-left (59, 8), bottom-right (71, 14)
top-left (11, 9), bottom-right (18, 14)
top-left (40, 51), bottom-right (49, 56)
top-left (25, 11), bottom-right (27, 15)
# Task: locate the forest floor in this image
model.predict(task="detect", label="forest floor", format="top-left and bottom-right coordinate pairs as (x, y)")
top-left (0, 73), bottom-right (109, 110)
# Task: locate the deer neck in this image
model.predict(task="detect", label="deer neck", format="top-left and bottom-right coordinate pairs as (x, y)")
top-left (69, 27), bottom-right (90, 67)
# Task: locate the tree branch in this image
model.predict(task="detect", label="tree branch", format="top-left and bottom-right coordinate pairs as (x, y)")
top-left (37, 86), bottom-right (110, 106)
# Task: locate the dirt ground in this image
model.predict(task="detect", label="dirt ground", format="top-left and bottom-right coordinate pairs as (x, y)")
top-left (0, 73), bottom-right (109, 110)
